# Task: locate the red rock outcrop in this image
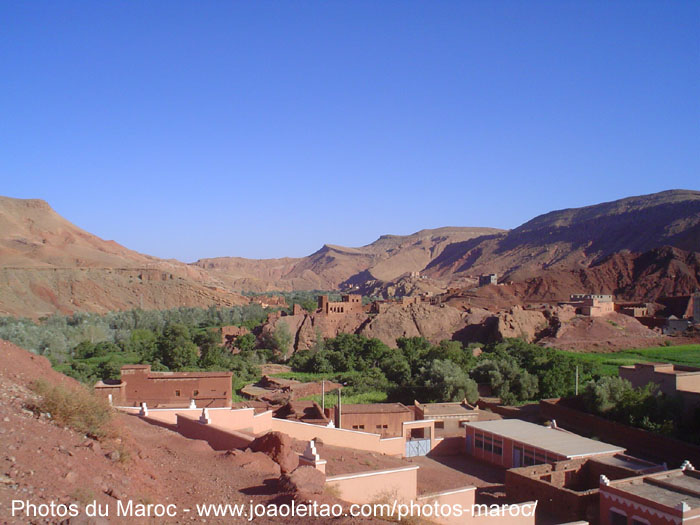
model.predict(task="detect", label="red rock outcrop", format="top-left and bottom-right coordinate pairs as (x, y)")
top-left (249, 431), bottom-right (299, 474)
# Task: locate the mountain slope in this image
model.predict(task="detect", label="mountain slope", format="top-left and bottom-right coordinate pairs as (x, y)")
top-left (424, 189), bottom-right (700, 283)
top-left (0, 197), bottom-right (247, 317)
top-left (193, 227), bottom-right (504, 292)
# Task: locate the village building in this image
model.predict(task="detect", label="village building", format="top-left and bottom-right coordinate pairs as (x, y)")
top-left (599, 463), bottom-right (700, 525)
top-left (464, 419), bottom-right (624, 468)
top-left (619, 363), bottom-right (700, 421)
top-left (94, 364), bottom-right (233, 408)
top-left (479, 273), bottom-right (498, 286)
top-left (615, 303), bottom-right (649, 318)
top-left (506, 454), bottom-right (663, 524)
top-left (335, 402), bottom-right (414, 438)
top-left (657, 295), bottom-right (698, 320)
top-left (413, 400), bottom-right (479, 436)
top-left (317, 294), bottom-right (364, 315)
top-left (568, 294), bottom-right (616, 317)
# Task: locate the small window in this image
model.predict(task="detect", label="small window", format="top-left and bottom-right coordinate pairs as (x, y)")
top-left (352, 425), bottom-right (359, 430)
top-left (175, 390), bottom-right (181, 397)
top-left (434, 421), bottom-right (445, 429)
top-left (383, 424), bottom-right (388, 429)
top-left (376, 425), bottom-right (382, 429)
top-left (193, 390), bottom-right (199, 396)
top-left (359, 425), bottom-right (365, 429)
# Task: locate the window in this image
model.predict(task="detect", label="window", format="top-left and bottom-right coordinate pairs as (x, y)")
top-left (193, 390), bottom-right (199, 396)
top-left (435, 421), bottom-right (445, 429)
top-left (175, 390), bottom-right (181, 397)
top-left (382, 425), bottom-right (388, 429)
top-left (493, 438), bottom-right (503, 456)
top-left (524, 450), bottom-right (536, 466)
top-left (475, 433), bottom-right (484, 450)
top-left (609, 510), bottom-right (627, 525)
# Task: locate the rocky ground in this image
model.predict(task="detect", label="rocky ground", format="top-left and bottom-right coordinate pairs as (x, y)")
top-left (0, 340), bottom-right (386, 524)
top-left (1, 340), bottom-right (511, 524)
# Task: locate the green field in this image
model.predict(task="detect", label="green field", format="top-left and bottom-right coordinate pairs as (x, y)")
top-left (555, 344), bottom-right (700, 376)
top-left (299, 390), bottom-right (388, 408)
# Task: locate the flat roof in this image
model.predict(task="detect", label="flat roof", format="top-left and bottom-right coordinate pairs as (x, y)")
top-left (464, 419), bottom-right (624, 458)
top-left (340, 403), bottom-right (411, 414)
top-left (419, 402), bottom-right (476, 416)
top-left (609, 470), bottom-right (700, 510)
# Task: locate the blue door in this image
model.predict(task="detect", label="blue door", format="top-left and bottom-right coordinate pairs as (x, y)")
top-left (466, 435), bottom-right (472, 454)
top-left (513, 448), bottom-right (522, 467)
top-left (405, 439), bottom-right (431, 457)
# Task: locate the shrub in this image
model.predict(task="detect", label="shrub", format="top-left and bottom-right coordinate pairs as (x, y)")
top-left (29, 379), bottom-right (113, 439)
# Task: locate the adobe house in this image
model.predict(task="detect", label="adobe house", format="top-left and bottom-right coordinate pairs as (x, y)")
top-left (599, 462), bottom-right (700, 524)
top-left (94, 365), bottom-right (233, 408)
top-left (413, 400), bottom-right (479, 436)
top-left (568, 294), bottom-right (615, 317)
top-left (506, 454), bottom-right (662, 524)
top-left (334, 403), bottom-right (414, 438)
top-left (619, 363), bottom-right (700, 421)
top-left (615, 303), bottom-right (649, 318)
top-left (479, 273), bottom-right (498, 286)
top-left (317, 294), bottom-right (364, 315)
top-left (657, 295), bottom-right (697, 320)
top-left (464, 419), bottom-right (624, 469)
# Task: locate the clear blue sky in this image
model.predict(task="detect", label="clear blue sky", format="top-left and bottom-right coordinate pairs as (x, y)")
top-left (2, 1), bottom-right (698, 261)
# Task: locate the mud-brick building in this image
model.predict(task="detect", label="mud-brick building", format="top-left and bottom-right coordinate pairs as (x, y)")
top-left (335, 403), bottom-right (414, 438)
top-left (568, 294), bottom-right (615, 316)
top-left (464, 419), bottom-right (624, 468)
top-left (94, 365), bottom-right (233, 408)
top-left (619, 363), bottom-right (700, 422)
top-left (413, 400), bottom-right (479, 436)
top-left (599, 463), bottom-right (700, 524)
top-left (317, 294), bottom-right (364, 315)
top-left (506, 454), bottom-right (662, 524)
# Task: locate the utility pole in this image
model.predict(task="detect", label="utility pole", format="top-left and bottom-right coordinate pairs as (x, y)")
top-left (321, 380), bottom-right (325, 412)
top-left (575, 366), bottom-right (579, 396)
top-left (337, 388), bottom-right (341, 429)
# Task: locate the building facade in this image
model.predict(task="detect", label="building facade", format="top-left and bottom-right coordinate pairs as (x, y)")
top-left (94, 365), bottom-right (233, 408)
top-left (599, 464), bottom-right (700, 525)
top-left (413, 400), bottom-right (479, 436)
top-left (334, 403), bottom-right (414, 438)
top-left (464, 419), bottom-right (624, 469)
top-left (318, 294), bottom-right (364, 315)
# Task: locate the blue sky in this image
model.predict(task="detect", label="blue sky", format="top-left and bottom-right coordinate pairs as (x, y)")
top-left (1, 1), bottom-right (698, 261)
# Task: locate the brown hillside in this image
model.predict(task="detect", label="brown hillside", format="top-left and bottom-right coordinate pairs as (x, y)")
top-left (424, 189), bottom-right (700, 284)
top-left (193, 226), bottom-right (504, 292)
top-left (0, 340), bottom-right (386, 524)
top-left (0, 197), bottom-right (248, 317)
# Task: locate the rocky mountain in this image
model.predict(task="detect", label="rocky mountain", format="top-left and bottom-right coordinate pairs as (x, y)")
top-left (193, 227), bottom-right (504, 292)
top-left (2, 189), bottom-right (698, 317)
top-left (0, 197), bottom-right (248, 317)
top-left (423, 189), bottom-right (700, 283)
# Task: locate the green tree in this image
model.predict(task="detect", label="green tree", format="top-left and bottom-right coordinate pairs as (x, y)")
top-left (155, 323), bottom-right (198, 370)
top-left (235, 333), bottom-right (257, 352)
top-left (422, 359), bottom-right (479, 403)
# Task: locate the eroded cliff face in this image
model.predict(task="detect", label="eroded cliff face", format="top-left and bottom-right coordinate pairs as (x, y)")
top-left (261, 300), bottom-right (666, 355)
